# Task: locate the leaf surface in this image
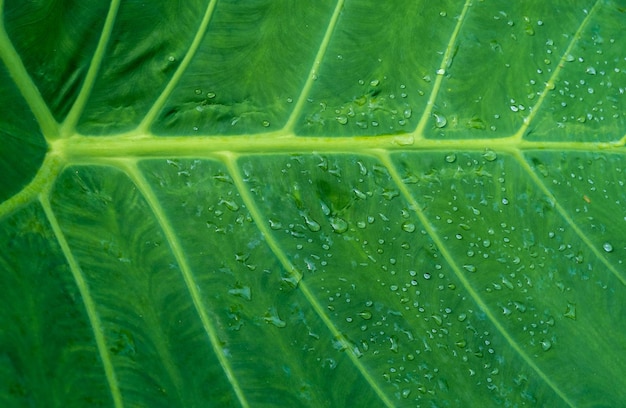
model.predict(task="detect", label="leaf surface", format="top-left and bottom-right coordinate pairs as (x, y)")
top-left (2, 0), bottom-right (626, 407)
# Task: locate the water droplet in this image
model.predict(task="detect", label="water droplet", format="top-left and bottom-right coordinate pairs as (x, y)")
top-left (269, 219), bottom-right (282, 230)
top-left (264, 308), bottom-right (286, 328)
top-left (455, 339), bottom-right (467, 348)
top-left (303, 215), bottom-right (321, 232)
top-left (206, 92), bottom-right (216, 99)
top-left (564, 302), bottom-right (576, 320)
top-left (389, 336), bottom-right (399, 352)
top-left (228, 286), bottom-right (251, 301)
top-left (330, 217), bottom-right (348, 233)
top-left (445, 153), bottom-right (457, 163)
top-left (603, 242), bottom-right (613, 253)
top-left (434, 113), bottom-right (447, 128)
top-left (262, 120), bottom-right (270, 127)
top-left (219, 199), bottom-right (239, 212)
top-left (336, 115), bottom-right (348, 125)
top-left (194, 88), bottom-right (202, 95)
top-left (358, 311), bottom-right (372, 320)
top-left (463, 264), bottom-right (477, 273)
top-left (585, 66), bottom-right (597, 75)
top-left (482, 149), bottom-right (497, 161)
top-left (540, 340), bottom-right (552, 351)
top-left (401, 221), bottom-right (416, 233)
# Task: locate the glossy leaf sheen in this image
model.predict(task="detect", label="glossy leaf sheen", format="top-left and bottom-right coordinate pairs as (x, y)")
top-left (1, 1), bottom-right (626, 407)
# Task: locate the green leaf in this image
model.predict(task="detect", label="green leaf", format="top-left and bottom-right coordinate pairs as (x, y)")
top-left (2, 0), bottom-right (626, 406)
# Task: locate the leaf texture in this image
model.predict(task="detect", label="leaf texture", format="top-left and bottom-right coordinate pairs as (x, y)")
top-left (1, 0), bottom-right (626, 407)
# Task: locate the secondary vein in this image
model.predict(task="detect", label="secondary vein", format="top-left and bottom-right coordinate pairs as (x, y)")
top-left (40, 194), bottom-right (124, 408)
top-left (378, 150), bottom-right (576, 408)
top-left (123, 161), bottom-right (251, 408)
top-left (222, 152), bottom-right (396, 408)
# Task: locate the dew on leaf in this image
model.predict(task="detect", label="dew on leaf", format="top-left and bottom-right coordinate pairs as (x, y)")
top-left (303, 215), bottom-right (321, 232)
top-left (463, 264), bottom-right (477, 273)
top-left (264, 308), bottom-right (286, 328)
top-left (330, 217), bottom-right (348, 233)
top-left (228, 286), bottom-right (251, 301)
top-left (433, 113), bottom-right (447, 128)
top-left (358, 311), bottom-right (372, 320)
top-left (482, 149), bottom-right (497, 162)
top-left (564, 302), bottom-right (577, 320)
top-left (219, 199), bottom-right (239, 212)
top-left (269, 219), bottom-right (282, 230)
top-left (401, 221), bottom-right (416, 233)
top-left (336, 115), bottom-right (348, 125)
top-left (445, 153), bottom-right (457, 163)
top-left (540, 340), bottom-right (552, 351)
top-left (603, 242), bottom-right (613, 253)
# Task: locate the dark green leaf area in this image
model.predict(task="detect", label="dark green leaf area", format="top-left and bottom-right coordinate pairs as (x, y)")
top-left (49, 165), bottom-right (238, 407)
top-left (0, 67), bottom-right (46, 203)
top-left (4, 0), bottom-right (109, 121)
top-left (139, 158), bottom-right (383, 406)
top-left (0, 203), bottom-right (110, 407)
top-left (395, 150), bottom-right (626, 406)
top-left (238, 153), bottom-right (560, 406)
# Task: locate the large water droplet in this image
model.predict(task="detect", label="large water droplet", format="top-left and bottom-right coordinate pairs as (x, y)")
top-left (264, 308), bottom-right (286, 328)
top-left (330, 217), bottom-right (348, 233)
top-left (228, 286), bottom-right (251, 301)
top-left (482, 149), bottom-right (497, 162)
top-left (401, 221), bottom-right (416, 233)
top-left (434, 113), bottom-right (447, 128)
top-left (303, 215), bottom-right (321, 232)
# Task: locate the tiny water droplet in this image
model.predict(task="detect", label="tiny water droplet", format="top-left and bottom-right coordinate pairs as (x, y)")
top-left (262, 120), bottom-right (270, 127)
top-left (603, 242), bottom-right (613, 253)
top-left (336, 115), bottom-right (348, 125)
top-left (206, 92), bottom-right (216, 99)
top-left (564, 302), bottom-right (576, 320)
top-left (482, 149), bottom-right (497, 161)
top-left (434, 113), bottom-right (447, 128)
top-left (264, 308), bottom-right (286, 328)
top-left (228, 286), bottom-right (251, 301)
top-left (463, 264), bottom-right (477, 273)
top-left (303, 215), bottom-right (321, 232)
top-left (358, 311), bottom-right (372, 320)
top-left (269, 219), bottom-right (283, 230)
top-left (445, 153), bottom-right (457, 163)
top-left (401, 221), bottom-right (416, 233)
top-left (330, 217), bottom-right (348, 233)
top-left (540, 340), bottom-right (552, 351)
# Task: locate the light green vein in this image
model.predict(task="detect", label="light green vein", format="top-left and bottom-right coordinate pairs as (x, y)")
top-left (283, 0), bottom-right (345, 133)
top-left (413, 0), bottom-right (472, 139)
top-left (378, 151), bottom-right (576, 408)
top-left (56, 133), bottom-right (625, 162)
top-left (123, 161), bottom-right (250, 408)
top-left (513, 0), bottom-right (602, 141)
top-left (138, 0), bottom-right (218, 132)
top-left (222, 152), bottom-right (395, 408)
top-left (40, 194), bottom-right (123, 408)
top-left (62, 0), bottom-right (121, 136)
top-left (0, 153), bottom-right (63, 221)
top-left (0, 12), bottom-right (59, 140)
top-left (515, 150), bottom-right (626, 286)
